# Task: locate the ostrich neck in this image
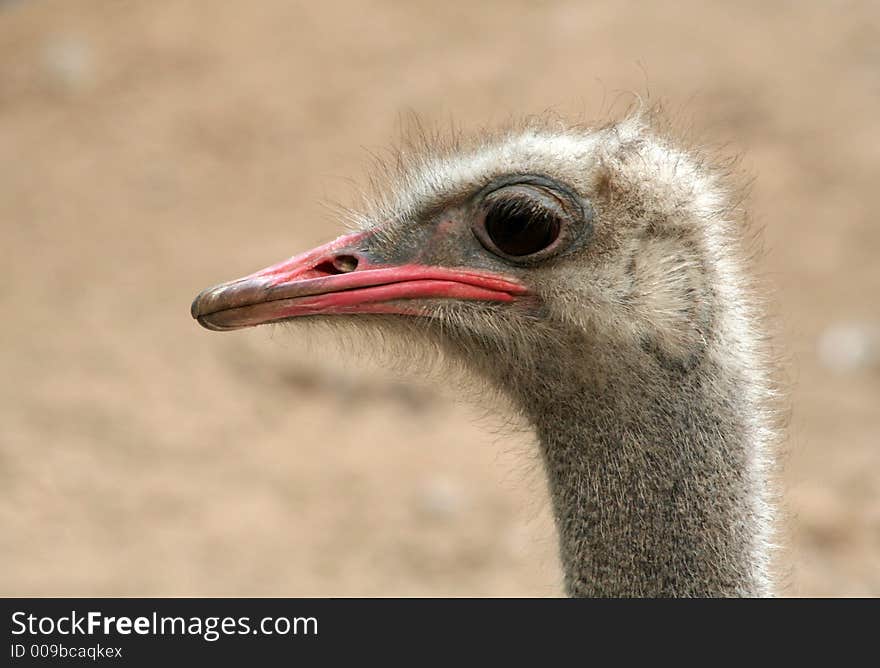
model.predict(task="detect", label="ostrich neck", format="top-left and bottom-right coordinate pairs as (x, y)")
top-left (513, 344), bottom-right (770, 597)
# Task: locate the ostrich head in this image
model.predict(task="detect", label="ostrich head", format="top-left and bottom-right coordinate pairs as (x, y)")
top-left (192, 117), bottom-right (723, 409)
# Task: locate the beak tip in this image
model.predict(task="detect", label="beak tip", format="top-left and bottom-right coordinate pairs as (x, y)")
top-left (190, 292), bottom-right (206, 319)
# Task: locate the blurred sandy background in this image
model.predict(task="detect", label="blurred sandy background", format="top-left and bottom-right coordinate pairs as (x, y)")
top-left (1, 0), bottom-right (878, 596)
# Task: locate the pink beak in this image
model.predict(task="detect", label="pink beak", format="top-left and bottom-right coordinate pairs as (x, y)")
top-left (191, 231), bottom-right (528, 331)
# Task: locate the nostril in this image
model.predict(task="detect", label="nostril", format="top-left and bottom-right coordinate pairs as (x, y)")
top-left (332, 254), bottom-right (359, 273)
top-left (313, 254), bottom-right (360, 276)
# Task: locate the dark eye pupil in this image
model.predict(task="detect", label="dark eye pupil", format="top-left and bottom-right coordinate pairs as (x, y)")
top-left (484, 199), bottom-right (560, 256)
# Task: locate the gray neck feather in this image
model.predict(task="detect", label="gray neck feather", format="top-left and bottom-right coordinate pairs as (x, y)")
top-left (508, 336), bottom-right (771, 597)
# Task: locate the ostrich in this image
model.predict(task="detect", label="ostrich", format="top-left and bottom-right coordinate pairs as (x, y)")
top-left (191, 115), bottom-right (779, 597)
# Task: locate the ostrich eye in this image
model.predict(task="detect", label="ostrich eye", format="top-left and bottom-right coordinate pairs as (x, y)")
top-left (471, 177), bottom-right (589, 263)
top-left (482, 197), bottom-right (561, 257)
